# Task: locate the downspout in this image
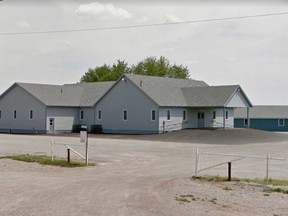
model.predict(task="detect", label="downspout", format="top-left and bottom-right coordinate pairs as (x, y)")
top-left (94, 107), bottom-right (96, 129)
top-left (223, 107), bottom-right (226, 129)
top-left (157, 107), bottom-right (160, 134)
top-left (45, 107), bottom-right (47, 133)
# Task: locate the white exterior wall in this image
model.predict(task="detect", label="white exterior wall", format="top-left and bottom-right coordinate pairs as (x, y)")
top-left (186, 108), bottom-right (235, 129)
top-left (227, 90), bottom-right (251, 108)
top-left (46, 107), bottom-right (78, 132)
top-left (96, 79), bottom-right (159, 134)
top-left (0, 85), bottom-right (46, 133)
top-left (159, 107), bottom-right (235, 131)
top-left (159, 107), bottom-right (189, 132)
top-left (210, 108), bottom-right (234, 128)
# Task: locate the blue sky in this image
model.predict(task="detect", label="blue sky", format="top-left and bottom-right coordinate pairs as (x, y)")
top-left (1, 0), bottom-right (288, 105)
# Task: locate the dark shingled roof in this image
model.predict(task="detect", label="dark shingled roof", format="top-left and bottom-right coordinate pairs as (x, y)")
top-left (182, 85), bottom-right (240, 107)
top-left (16, 82), bottom-right (113, 107)
top-left (2, 74), bottom-right (249, 108)
top-left (124, 74), bottom-right (209, 107)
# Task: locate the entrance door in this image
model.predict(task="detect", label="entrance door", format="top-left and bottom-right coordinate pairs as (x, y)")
top-left (49, 118), bottom-right (55, 133)
top-left (197, 112), bottom-right (205, 128)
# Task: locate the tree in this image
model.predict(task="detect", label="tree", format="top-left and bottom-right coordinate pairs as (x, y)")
top-left (80, 60), bottom-right (130, 82)
top-left (132, 56), bottom-right (189, 79)
top-left (80, 56), bottom-right (189, 82)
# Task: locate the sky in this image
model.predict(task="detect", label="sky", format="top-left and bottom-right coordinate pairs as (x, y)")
top-left (1, 0), bottom-right (288, 105)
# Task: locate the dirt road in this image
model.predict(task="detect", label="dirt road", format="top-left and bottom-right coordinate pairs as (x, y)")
top-left (1, 130), bottom-right (288, 215)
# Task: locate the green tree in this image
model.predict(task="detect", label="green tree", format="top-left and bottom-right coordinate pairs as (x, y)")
top-left (80, 56), bottom-right (189, 82)
top-left (132, 56), bottom-right (189, 79)
top-left (80, 60), bottom-right (130, 82)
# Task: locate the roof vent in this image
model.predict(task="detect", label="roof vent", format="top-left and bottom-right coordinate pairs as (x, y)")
top-left (61, 89), bottom-right (63, 93)
top-left (140, 80), bottom-right (142, 87)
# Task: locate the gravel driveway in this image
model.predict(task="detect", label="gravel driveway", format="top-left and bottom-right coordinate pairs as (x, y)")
top-left (1, 130), bottom-right (288, 216)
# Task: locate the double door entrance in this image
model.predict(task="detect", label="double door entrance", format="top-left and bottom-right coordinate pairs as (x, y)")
top-left (197, 112), bottom-right (205, 128)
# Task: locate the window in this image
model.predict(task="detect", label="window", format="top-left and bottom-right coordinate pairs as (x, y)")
top-left (244, 119), bottom-right (248, 126)
top-left (278, 119), bottom-right (285, 127)
top-left (183, 110), bottom-right (187, 121)
top-left (151, 110), bottom-right (156, 121)
top-left (225, 111), bottom-right (229, 119)
top-left (213, 111), bottom-right (216, 120)
top-left (13, 110), bottom-right (17, 119)
top-left (80, 110), bottom-right (84, 120)
top-left (167, 110), bottom-right (171, 121)
top-left (29, 110), bottom-right (33, 120)
top-left (97, 110), bottom-right (102, 120)
top-left (123, 110), bottom-right (128, 121)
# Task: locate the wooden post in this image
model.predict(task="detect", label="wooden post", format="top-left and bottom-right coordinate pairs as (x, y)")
top-left (67, 148), bottom-right (70, 163)
top-left (228, 162), bottom-right (232, 181)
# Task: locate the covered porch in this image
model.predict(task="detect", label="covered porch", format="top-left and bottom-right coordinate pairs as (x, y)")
top-left (183, 85), bottom-right (253, 129)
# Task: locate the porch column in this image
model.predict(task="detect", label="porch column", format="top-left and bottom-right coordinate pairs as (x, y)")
top-left (223, 107), bottom-right (226, 129)
top-left (246, 107), bottom-right (250, 128)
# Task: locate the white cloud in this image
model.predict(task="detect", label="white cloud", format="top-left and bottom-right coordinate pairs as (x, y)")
top-left (165, 14), bottom-right (183, 23)
top-left (75, 2), bottom-right (132, 20)
top-left (17, 21), bottom-right (30, 28)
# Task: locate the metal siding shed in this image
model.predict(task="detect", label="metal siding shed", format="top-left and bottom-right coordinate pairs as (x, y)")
top-left (234, 106), bottom-right (288, 131)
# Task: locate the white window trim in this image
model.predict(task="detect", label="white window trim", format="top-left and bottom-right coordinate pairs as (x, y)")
top-left (29, 110), bottom-right (33, 120)
top-left (123, 109), bottom-right (128, 121)
top-left (97, 110), bottom-right (102, 121)
top-left (80, 110), bottom-right (84, 120)
top-left (167, 110), bottom-right (171, 121)
top-left (278, 118), bottom-right (285, 127)
top-left (13, 109), bottom-right (17, 120)
top-left (183, 109), bottom-right (187, 121)
top-left (151, 109), bottom-right (156, 121)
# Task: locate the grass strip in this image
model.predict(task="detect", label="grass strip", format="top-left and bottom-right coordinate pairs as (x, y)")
top-left (193, 176), bottom-right (288, 186)
top-left (0, 154), bottom-right (95, 168)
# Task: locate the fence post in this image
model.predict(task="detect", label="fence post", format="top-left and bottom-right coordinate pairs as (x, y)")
top-left (265, 154), bottom-right (269, 182)
top-left (51, 139), bottom-right (54, 161)
top-left (228, 162), bottom-right (232, 181)
top-left (85, 132), bottom-right (89, 166)
top-left (67, 148), bottom-right (70, 163)
top-left (195, 148), bottom-right (199, 176)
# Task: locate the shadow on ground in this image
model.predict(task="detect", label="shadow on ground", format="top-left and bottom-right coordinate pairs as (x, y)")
top-left (89, 129), bottom-right (288, 144)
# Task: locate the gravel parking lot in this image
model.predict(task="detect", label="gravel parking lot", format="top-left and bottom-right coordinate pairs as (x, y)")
top-left (1, 130), bottom-right (288, 216)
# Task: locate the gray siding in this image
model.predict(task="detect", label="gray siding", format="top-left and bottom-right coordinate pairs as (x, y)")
top-left (158, 107), bottom-right (235, 131)
top-left (159, 107), bottom-right (235, 131)
top-left (210, 108), bottom-right (234, 128)
top-left (159, 107), bottom-right (190, 132)
top-left (226, 90), bottom-right (251, 108)
top-left (0, 85), bottom-right (46, 133)
top-left (96, 79), bottom-right (159, 134)
top-left (46, 107), bottom-right (78, 133)
top-left (79, 107), bottom-right (95, 131)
